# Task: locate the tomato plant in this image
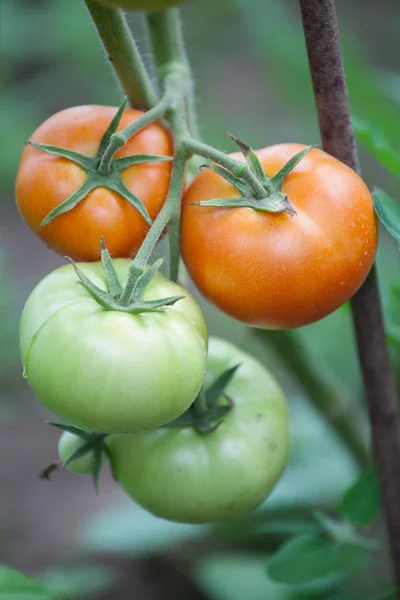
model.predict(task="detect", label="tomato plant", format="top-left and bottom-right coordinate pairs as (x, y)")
top-left (16, 105), bottom-right (172, 261)
top-left (182, 144), bottom-right (378, 329)
top-left (96, 0), bottom-right (186, 10)
top-left (20, 259), bottom-right (208, 433)
top-left (107, 337), bottom-right (290, 523)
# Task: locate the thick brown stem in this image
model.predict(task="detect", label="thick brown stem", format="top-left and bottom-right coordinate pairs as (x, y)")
top-left (299, 0), bottom-right (400, 590)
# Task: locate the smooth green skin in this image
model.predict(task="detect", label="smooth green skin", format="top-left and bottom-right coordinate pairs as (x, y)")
top-left (58, 431), bottom-right (96, 475)
top-left (107, 337), bottom-right (291, 523)
top-left (20, 260), bottom-right (208, 433)
top-left (96, 0), bottom-right (185, 11)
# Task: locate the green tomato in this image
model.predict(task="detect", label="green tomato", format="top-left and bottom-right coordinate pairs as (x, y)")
top-left (96, 0), bottom-right (186, 11)
top-left (20, 260), bottom-right (208, 433)
top-left (58, 431), bottom-right (96, 475)
top-left (107, 337), bottom-right (290, 523)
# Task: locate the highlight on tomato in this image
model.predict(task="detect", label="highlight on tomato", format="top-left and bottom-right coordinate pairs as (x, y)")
top-left (16, 104), bottom-right (173, 261)
top-left (181, 142), bottom-right (377, 329)
top-left (20, 258), bottom-right (208, 434)
top-left (107, 337), bottom-right (290, 523)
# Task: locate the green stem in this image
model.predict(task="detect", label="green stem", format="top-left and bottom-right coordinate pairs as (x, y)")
top-left (183, 137), bottom-right (267, 200)
top-left (85, 0), bottom-right (157, 110)
top-left (254, 329), bottom-right (370, 469)
top-left (98, 96), bottom-right (171, 175)
top-left (193, 388), bottom-right (209, 417)
top-left (147, 9), bottom-right (189, 83)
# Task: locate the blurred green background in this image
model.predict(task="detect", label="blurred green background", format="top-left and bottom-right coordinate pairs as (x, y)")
top-left (2, 0), bottom-right (400, 598)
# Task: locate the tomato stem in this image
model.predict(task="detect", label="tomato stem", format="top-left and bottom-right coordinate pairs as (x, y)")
top-left (299, 0), bottom-right (400, 588)
top-left (84, 1), bottom-right (157, 110)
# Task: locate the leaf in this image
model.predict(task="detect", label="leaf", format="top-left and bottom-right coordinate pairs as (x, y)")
top-left (97, 98), bottom-right (127, 156)
top-left (206, 365), bottom-right (240, 407)
top-left (193, 554), bottom-right (299, 600)
top-left (353, 118), bottom-right (400, 177)
top-left (79, 503), bottom-right (210, 556)
top-left (37, 564), bottom-right (118, 599)
top-left (267, 535), bottom-right (364, 591)
top-left (47, 423), bottom-right (93, 440)
top-left (339, 467), bottom-right (381, 526)
top-left (373, 188), bottom-right (400, 245)
top-left (100, 238), bottom-right (123, 298)
top-left (0, 566), bottom-right (54, 600)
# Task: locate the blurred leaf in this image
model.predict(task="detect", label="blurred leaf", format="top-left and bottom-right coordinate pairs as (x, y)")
top-left (373, 189), bottom-right (400, 245)
top-left (79, 503), bottom-right (210, 556)
top-left (339, 468), bottom-right (381, 526)
top-left (267, 535), bottom-right (364, 591)
top-left (193, 554), bottom-right (304, 600)
top-left (0, 565), bottom-right (54, 600)
top-left (354, 119), bottom-right (400, 177)
top-left (37, 564), bottom-right (118, 599)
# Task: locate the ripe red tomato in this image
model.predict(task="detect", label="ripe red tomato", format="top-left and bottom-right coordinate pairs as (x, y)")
top-left (16, 106), bottom-right (172, 261)
top-left (181, 144), bottom-right (377, 329)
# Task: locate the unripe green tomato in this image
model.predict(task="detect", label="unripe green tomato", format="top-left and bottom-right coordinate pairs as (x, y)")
top-left (96, 0), bottom-right (186, 11)
top-left (58, 431), bottom-right (96, 475)
top-left (107, 337), bottom-right (291, 523)
top-left (20, 260), bottom-right (208, 434)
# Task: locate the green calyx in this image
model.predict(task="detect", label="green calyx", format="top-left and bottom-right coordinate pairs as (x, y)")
top-left (193, 134), bottom-right (314, 216)
top-left (29, 99), bottom-right (172, 229)
top-left (70, 238), bottom-right (185, 314)
top-left (42, 423), bottom-right (111, 493)
top-left (164, 365), bottom-right (240, 434)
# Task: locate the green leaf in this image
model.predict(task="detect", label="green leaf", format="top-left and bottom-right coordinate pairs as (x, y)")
top-left (100, 237), bottom-right (123, 298)
top-left (373, 188), bottom-right (400, 245)
top-left (227, 133), bottom-right (270, 186)
top-left (206, 365), bottom-right (240, 407)
top-left (132, 258), bottom-right (164, 300)
top-left (114, 154), bottom-right (173, 172)
top-left (107, 179), bottom-right (152, 226)
top-left (354, 118), bottom-right (400, 177)
top-left (79, 504), bottom-right (210, 556)
top-left (267, 534), bottom-right (364, 590)
top-left (0, 565), bottom-right (54, 600)
top-left (98, 98), bottom-right (127, 156)
top-left (40, 178), bottom-right (96, 228)
top-left (37, 564), bottom-right (118, 599)
top-left (193, 554), bottom-right (307, 600)
top-left (91, 448), bottom-right (104, 495)
top-left (26, 142), bottom-right (93, 170)
top-left (339, 467), bottom-right (381, 526)
top-left (269, 146), bottom-right (314, 189)
top-left (47, 422), bottom-right (93, 440)
top-left (199, 164), bottom-right (251, 196)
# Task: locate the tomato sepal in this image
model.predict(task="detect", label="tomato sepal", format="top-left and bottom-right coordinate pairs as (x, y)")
top-left (67, 241), bottom-right (185, 314)
top-left (29, 99), bottom-right (172, 229)
top-left (163, 365), bottom-right (240, 434)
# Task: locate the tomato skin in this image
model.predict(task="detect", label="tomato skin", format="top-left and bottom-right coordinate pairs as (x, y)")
top-left (181, 144), bottom-right (378, 329)
top-left (107, 337), bottom-right (290, 523)
top-left (58, 431), bottom-right (97, 475)
top-left (20, 260), bottom-right (208, 433)
top-left (96, 0), bottom-right (185, 10)
top-left (16, 106), bottom-right (173, 261)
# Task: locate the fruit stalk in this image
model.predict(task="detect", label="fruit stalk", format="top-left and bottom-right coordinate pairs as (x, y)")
top-left (84, 0), bottom-right (157, 109)
top-left (299, 0), bottom-right (400, 588)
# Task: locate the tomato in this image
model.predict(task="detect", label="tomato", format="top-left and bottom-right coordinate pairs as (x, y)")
top-left (107, 337), bottom-right (290, 523)
top-left (20, 259), bottom-right (208, 433)
top-left (181, 144), bottom-right (377, 329)
top-left (96, 0), bottom-right (185, 10)
top-left (58, 431), bottom-right (97, 475)
top-left (16, 106), bottom-right (172, 261)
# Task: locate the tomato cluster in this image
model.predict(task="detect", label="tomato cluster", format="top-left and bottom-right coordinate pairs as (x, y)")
top-left (17, 29), bottom-right (376, 520)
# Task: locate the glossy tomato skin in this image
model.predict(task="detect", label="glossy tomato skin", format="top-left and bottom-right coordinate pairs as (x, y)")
top-left (20, 260), bottom-right (208, 433)
top-left (58, 431), bottom-right (97, 475)
top-left (182, 145), bottom-right (378, 329)
top-left (107, 337), bottom-right (290, 523)
top-left (96, 0), bottom-right (185, 10)
top-left (16, 106), bottom-right (173, 261)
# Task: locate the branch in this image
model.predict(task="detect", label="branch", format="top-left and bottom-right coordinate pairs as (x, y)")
top-left (299, 0), bottom-right (400, 588)
top-left (85, 0), bottom-right (157, 110)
